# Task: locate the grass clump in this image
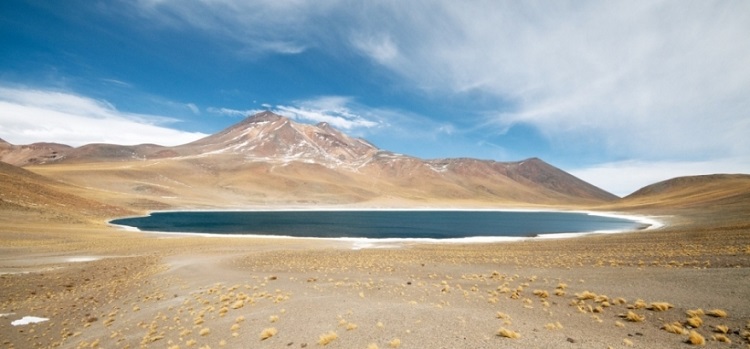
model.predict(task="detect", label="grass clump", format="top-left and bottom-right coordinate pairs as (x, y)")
top-left (687, 316), bottom-right (704, 328)
top-left (647, 302), bottom-right (673, 311)
top-left (711, 334), bottom-right (731, 344)
top-left (623, 311), bottom-right (645, 322)
top-left (687, 330), bottom-right (705, 345)
top-left (260, 327), bottom-right (277, 340)
top-left (629, 299), bottom-right (647, 309)
top-left (662, 322), bottom-right (687, 335)
top-left (707, 309), bottom-right (728, 318)
top-left (496, 327), bottom-right (521, 339)
top-left (576, 291), bottom-right (596, 300)
top-left (388, 338), bottom-right (401, 348)
top-left (714, 325), bottom-right (729, 334)
top-left (532, 290), bottom-right (549, 298)
top-left (318, 331), bottom-right (338, 346)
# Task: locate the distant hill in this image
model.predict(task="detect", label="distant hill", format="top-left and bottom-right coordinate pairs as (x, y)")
top-left (1, 112), bottom-right (620, 208)
top-left (0, 161), bottom-right (131, 222)
top-left (619, 174), bottom-right (750, 209)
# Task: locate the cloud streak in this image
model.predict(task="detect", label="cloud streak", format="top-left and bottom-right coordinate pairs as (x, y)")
top-left (0, 85), bottom-right (207, 146)
top-left (127, 1), bottom-right (750, 164)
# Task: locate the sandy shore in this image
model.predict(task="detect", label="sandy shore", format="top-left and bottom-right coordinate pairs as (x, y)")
top-left (1, 208), bottom-right (749, 348)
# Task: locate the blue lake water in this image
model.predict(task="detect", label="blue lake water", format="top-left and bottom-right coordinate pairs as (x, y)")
top-left (110, 210), bottom-right (646, 239)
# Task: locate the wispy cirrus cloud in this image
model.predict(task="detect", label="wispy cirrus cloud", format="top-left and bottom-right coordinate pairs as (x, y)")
top-left (126, 1), bottom-right (750, 163)
top-left (206, 107), bottom-right (263, 118)
top-left (0, 84), bottom-right (207, 146)
top-left (274, 96), bottom-right (380, 130)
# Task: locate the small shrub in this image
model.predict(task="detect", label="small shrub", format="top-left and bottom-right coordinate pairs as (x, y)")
top-left (496, 327), bottom-right (521, 339)
top-left (318, 331), bottom-right (338, 346)
top-left (712, 334), bottom-right (731, 344)
top-left (576, 291), bottom-right (596, 300)
top-left (687, 316), bottom-right (704, 328)
top-left (648, 302), bottom-right (673, 311)
top-left (687, 330), bottom-right (705, 345)
top-left (662, 322), bottom-right (687, 335)
top-left (707, 309), bottom-right (727, 318)
top-left (623, 311), bottom-right (645, 322)
top-left (260, 327), bottom-right (277, 340)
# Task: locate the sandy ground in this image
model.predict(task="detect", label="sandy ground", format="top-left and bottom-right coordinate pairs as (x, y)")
top-left (1, 210), bottom-right (749, 349)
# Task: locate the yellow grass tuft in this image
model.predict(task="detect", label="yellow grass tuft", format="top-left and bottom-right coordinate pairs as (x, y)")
top-left (662, 322), bottom-right (687, 335)
top-left (346, 323), bottom-right (358, 331)
top-left (199, 327), bottom-right (211, 336)
top-left (648, 302), bottom-right (673, 311)
top-left (260, 327), bottom-right (277, 340)
top-left (367, 344), bottom-right (379, 349)
top-left (623, 338), bottom-right (634, 346)
top-left (389, 338), bottom-right (401, 348)
top-left (629, 299), bottom-right (647, 309)
top-left (556, 282), bottom-right (567, 290)
top-left (230, 323), bottom-right (240, 332)
top-left (688, 330), bottom-right (706, 345)
top-left (269, 315), bottom-right (279, 323)
top-left (687, 316), bottom-right (704, 328)
top-left (496, 327), bottom-right (521, 339)
top-left (714, 325), bottom-right (729, 334)
top-left (554, 289), bottom-right (566, 297)
top-left (533, 290), bottom-right (549, 298)
top-left (712, 334), bottom-right (731, 344)
top-left (623, 311), bottom-right (645, 322)
top-left (687, 309), bottom-right (705, 317)
top-left (544, 322), bottom-right (563, 330)
top-left (707, 309), bottom-right (728, 318)
top-left (496, 312), bottom-right (511, 320)
top-left (318, 331), bottom-right (338, 346)
top-left (230, 300), bottom-right (244, 309)
top-left (613, 297), bottom-right (627, 305)
top-left (576, 291), bottom-right (597, 300)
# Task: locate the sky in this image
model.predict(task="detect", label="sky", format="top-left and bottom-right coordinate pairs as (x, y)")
top-left (1, 0), bottom-right (749, 196)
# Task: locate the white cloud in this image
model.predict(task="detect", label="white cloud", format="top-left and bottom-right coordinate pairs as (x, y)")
top-left (569, 158), bottom-right (750, 197)
top-left (128, 1), bottom-right (750, 161)
top-left (274, 96), bottom-right (380, 130)
top-left (124, 1), bottom-right (750, 192)
top-left (350, 33), bottom-right (398, 64)
top-left (206, 107), bottom-right (263, 118)
top-left (186, 103), bottom-right (200, 115)
top-left (350, 2), bottom-right (750, 162)
top-left (0, 85), bottom-right (207, 146)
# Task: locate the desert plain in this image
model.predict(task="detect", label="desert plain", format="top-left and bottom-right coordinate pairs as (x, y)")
top-left (1, 161), bottom-right (750, 349)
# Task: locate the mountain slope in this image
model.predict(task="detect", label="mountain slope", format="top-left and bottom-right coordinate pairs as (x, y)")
top-left (0, 161), bottom-right (131, 222)
top-left (4, 112), bottom-right (619, 208)
top-left (619, 174), bottom-right (750, 209)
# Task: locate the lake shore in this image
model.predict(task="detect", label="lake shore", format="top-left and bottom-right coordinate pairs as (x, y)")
top-left (1, 206), bottom-right (749, 348)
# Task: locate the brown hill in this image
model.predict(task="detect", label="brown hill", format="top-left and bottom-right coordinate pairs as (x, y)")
top-left (4, 112), bottom-right (618, 208)
top-left (618, 174), bottom-right (750, 209)
top-left (0, 161), bottom-right (131, 223)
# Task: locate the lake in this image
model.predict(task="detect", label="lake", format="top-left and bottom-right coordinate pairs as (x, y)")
top-left (109, 210), bottom-right (646, 240)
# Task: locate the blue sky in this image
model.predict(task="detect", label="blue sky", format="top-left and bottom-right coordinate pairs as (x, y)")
top-left (1, 0), bottom-right (749, 196)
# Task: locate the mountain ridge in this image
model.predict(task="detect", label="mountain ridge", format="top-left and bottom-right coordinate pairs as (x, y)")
top-left (1, 112), bottom-right (619, 207)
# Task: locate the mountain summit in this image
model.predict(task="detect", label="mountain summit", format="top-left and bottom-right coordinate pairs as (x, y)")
top-left (179, 112), bottom-right (379, 166)
top-left (0, 111), bottom-right (618, 206)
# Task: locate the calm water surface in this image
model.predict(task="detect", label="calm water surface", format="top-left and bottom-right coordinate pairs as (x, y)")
top-left (110, 210), bottom-right (644, 239)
